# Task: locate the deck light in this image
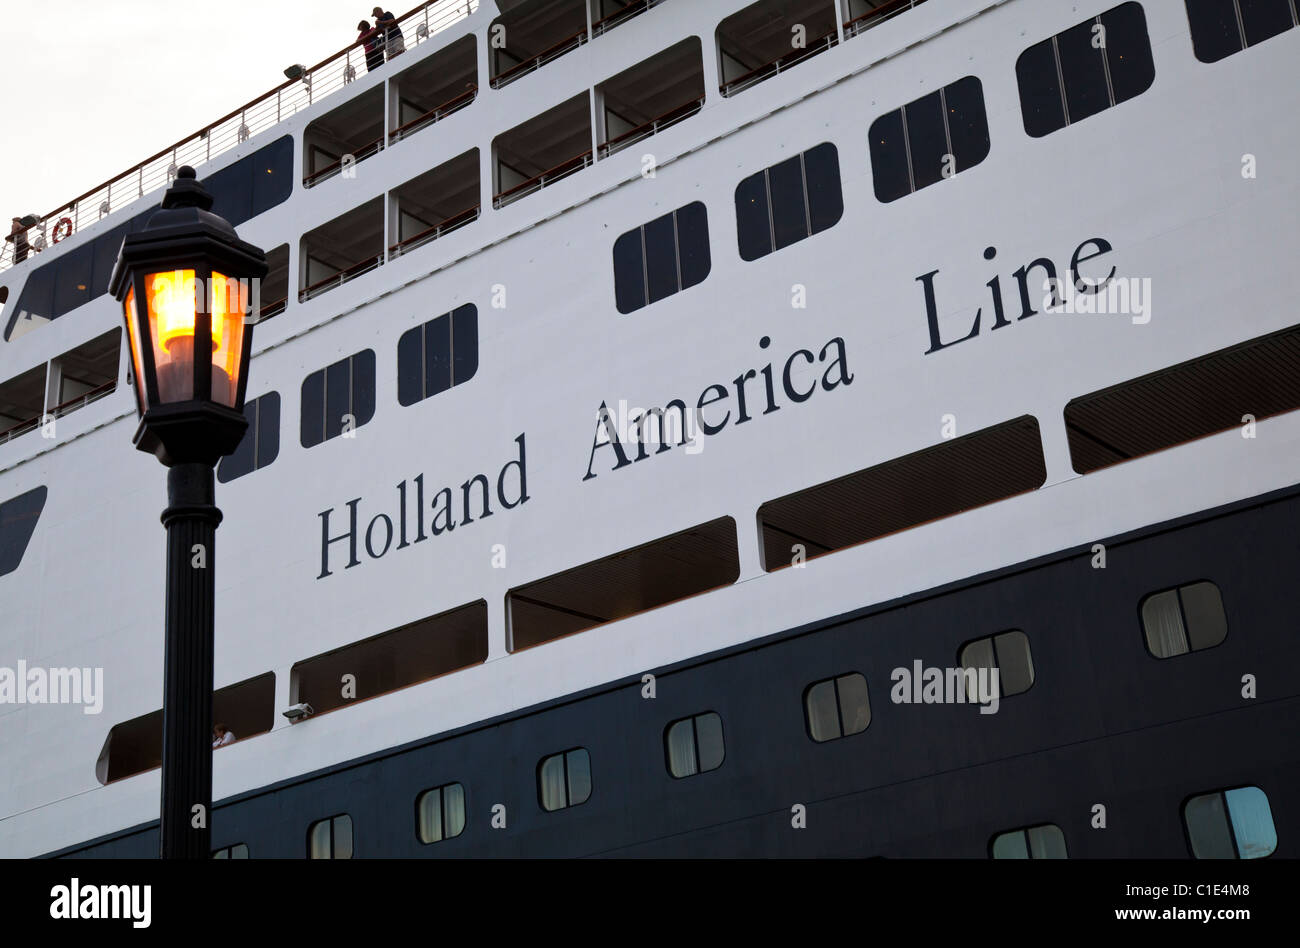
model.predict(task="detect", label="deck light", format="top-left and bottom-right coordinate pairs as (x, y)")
top-left (109, 167), bottom-right (266, 859)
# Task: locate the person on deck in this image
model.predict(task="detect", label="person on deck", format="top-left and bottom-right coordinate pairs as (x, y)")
top-left (5, 219), bottom-right (30, 265)
top-left (373, 7), bottom-right (405, 58)
top-left (212, 723), bottom-right (236, 748)
top-left (358, 20), bottom-right (384, 72)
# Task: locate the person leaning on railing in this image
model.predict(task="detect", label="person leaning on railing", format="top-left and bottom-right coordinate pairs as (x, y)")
top-left (373, 7), bottom-right (405, 59)
top-left (5, 218), bottom-right (30, 265)
top-left (359, 20), bottom-right (384, 72)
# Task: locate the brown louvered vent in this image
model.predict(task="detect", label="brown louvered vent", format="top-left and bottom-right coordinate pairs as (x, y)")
top-left (1066, 325), bottom-right (1300, 474)
top-left (509, 517), bottom-right (739, 651)
top-left (758, 416), bottom-right (1046, 571)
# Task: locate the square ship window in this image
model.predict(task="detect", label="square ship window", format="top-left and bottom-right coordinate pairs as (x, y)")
top-left (804, 672), bottom-right (871, 742)
top-left (1184, 786), bottom-right (1277, 859)
top-left (1141, 581), bottom-right (1227, 658)
top-left (869, 76), bottom-right (990, 203)
top-left (612, 202), bottom-right (711, 314)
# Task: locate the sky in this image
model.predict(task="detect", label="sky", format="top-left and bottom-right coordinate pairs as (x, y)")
top-left (1, 0), bottom-right (427, 226)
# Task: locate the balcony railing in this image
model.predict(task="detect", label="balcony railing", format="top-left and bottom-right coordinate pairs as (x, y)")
top-left (0, 0), bottom-right (479, 273)
top-left (389, 86), bottom-right (478, 143)
top-left (493, 150), bottom-right (594, 208)
top-left (0, 378), bottom-right (117, 445)
top-left (303, 135), bottom-right (386, 188)
top-left (389, 205), bottom-right (481, 257)
top-left (597, 97), bottom-right (704, 158)
top-left (490, 28), bottom-right (589, 90)
top-left (720, 26), bottom-right (840, 98)
top-left (844, 0), bottom-right (927, 38)
top-left (299, 254), bottom-right (385, 302)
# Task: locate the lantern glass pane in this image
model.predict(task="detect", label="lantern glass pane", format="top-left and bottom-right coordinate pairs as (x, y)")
top-left (211, 272), bottom-right (246, 408)
top-left (123, 286), bottom-right (148, 415)
top-left (146, 269), bottom-right (198, 403)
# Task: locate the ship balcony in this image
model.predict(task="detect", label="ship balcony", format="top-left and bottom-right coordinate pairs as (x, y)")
top-left (489, 0), bottom-right (589, 90)
top-left (257, 244), bottom-right (290, 322)
top-left (596, 37), bottom-right (704, 159)
top-left (389, 149), bottom-right (481, 259)
top-left (842, 0), bottom-right (929, 39)
top-left (0, 329), bottom-right (119, 444)
top-left (493, 94), bottom-right (593, 209)
top-left (300, 198), bottom-right (384, 302)
top-left (389, 34), bottom-right (478, 145)
top-left (718, 0), bottom-right (840, 97)
top-left (303, 87), bottom-right (385, 188)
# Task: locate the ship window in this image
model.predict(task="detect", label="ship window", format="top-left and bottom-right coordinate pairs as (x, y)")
top-left (1184, 786), bottom-right (1277, 859)
top-left (397, 304), bottom-right (478, 406)
top-left (308, 814), bottom-right (353, 859)
top-left (717, 0), bottom-right (839, 97)
top-left (1140, 581), bottom-right (1227, 658)
top-left (958, 630), bottom-right (1035, 698)
top-left (390, 149), bottom-right (480, 258)
top-left (416, 782), bottom-right (467, 844)
top-left (0, 485), bottom-right (47, 578)
top-left (217, 391), bottom-right (281, 483)
top-left (759, 416), bottom-right (1046, 571)
top-left (665, 712), bottom-right (725, 778)
top-left (507, 517), bottom-right (740, 651)
top-left (869, 77), bottom-right (990, 203)
top-left (1185, 0), bottom-right (1298, 62)
top-left (597, 38), bottom-right (704, 159)
top-left (613, 202), bottom-right (711, 314)
top-left (1016, 2), bottom-right (1155, 137)
top-left (257, 244), bottom-right (289, 322)
top-left (300, 349), bottom-right (376, 448)
top-left (1064, 325), bottom-right (1300, 474)
top-left (735, 143), bottom-right (843, 261)
top-left (212, 844), bottom-right (249, 859)
top-left (804, 672), bottom-right (870, 742)
top-left (991, 824), bottom-right (1067, 858)
top-left (205, 134), bottom-right (294, 223)
top-left (292, 601), bottom-right (487, 710)
top-left (538, 748), bottom-right (592, 811)
top-left (96, 673), bottom-right (275, 784)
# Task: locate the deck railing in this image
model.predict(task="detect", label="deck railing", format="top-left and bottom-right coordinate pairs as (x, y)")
top-left (720, 26), bottom-right (840, 97)
top-left (844, 0), bottom-right (927, 38)
top-left (389, 205), bottom-right (481, 257)
top-left (0, 379), bottom-right (117, 445)
top-left (597, 97), bottom-right (704, 158)
top-left (493, 150), bottom-right (594, 208)
top-left (0, 0), bottom-right (479, 273)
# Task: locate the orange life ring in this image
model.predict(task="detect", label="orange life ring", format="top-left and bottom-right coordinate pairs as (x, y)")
top-left (52, 217), bottom-right (73, 243)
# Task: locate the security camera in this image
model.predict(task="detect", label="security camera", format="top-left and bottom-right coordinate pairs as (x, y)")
top-left (282, 702), bottom-right (314, 722)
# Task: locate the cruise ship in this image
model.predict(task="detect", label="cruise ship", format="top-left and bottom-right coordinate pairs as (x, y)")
top-left (1, 0), bottom-right (1297, 859)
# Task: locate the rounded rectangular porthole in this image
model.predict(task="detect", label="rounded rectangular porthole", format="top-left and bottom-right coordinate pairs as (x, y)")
top-left (1184, 786), bottom-right (1277, 859)
top-left (1140, 581), bottom-right (1227, 658)
top-left (665, 712), bottom-right (725, 778)
top-left (416, 782), bottom-right (467, 844)
top-left (538, 747), bottom-right (591, 811)
top-left (958, 630), bottom-right (1034, 699)
top-left (991, 823), bottom-right (1067, 858)
top-left (804, 673), bottom-right (870, 742)
top-left (307, 813), bottom-right (353, 859)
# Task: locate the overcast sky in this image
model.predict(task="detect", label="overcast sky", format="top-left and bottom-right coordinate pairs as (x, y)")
top-left (2, 0), bottom-right (435, 226)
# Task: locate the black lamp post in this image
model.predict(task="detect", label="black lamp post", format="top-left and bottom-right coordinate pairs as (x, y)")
top-left (109, 166), bottom-right (267, 859)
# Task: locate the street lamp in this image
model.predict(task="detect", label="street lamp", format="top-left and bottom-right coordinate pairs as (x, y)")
top-left (109, 166), bottom-right (267, 859)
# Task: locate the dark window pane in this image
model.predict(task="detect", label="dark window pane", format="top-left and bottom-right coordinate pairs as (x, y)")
top-left (308, 820), bottom-right (330, 858)
top-left (992, 830), bottom-right (1030, 858)
top-left (351, 349), bottom-right (375, 427)
top-left (566, 749), bottom-right (591, 805)
top-left (695, 713), bottom-right (725, 773)
top-left (802, 143), bottom-right (843, 234)
top-left (735, 170), bottom-right (772, 261)
top-left (1027, 824), bottom-right (1067, 858)
top-left (333, 814), bottom-right (353, 859)
top-left (256, 392), bottom-right (280, 470)
top-left (324, 358), bottom-right (351, 440)
top-left (1016, 39), bottom-right (1067, 137)
top-left (539, 754), bottom-right (567, 810)
top-left (451, 304), bottom-right (478, 385)
top-left (675, 202), bottom-right (711, 292)
top-left (1142, 589), bottom-right (1189, 657)
top-left (1185, 792), bottom-right (1237, 858)
top-left (424, 315), bottom-right (452, 398)
top-left (443, 783), bottom-right (466, 839)
top-left (644, 212), bottom-right (679, 305)
top-left (0, 486), bottom-right (47, 578)
top-left (666, 718), bottom-right (697, 777)
top-left (300, 370), bottom-right (325, 448)
top-left (217, 400), bottom-right (257, 483)
top-left (397, 324), bottom-right (423, 406)
top-left (1185, 0), bottom-right (1246, 62)
top-left (904, 90), bottom-right (947, 190)
top-left (768, 155), bottom-right (808, 251)
top-left (613, 228), bottom-right (646, 313)
top-left (959, 637), bottom-right (996, 701)
top-left (1102, 3), bottom-right (1156, 105)
top-left (15, 260), bottom-right (55, 325)
top-left (204, 159), bottom-right (254, 229)
top-left (1239, 0), bottom-right (1296, 46)
top-left (805, 679), bottom-right (840, 742)
top-left (836, 673), bottom-right (871, 736)
top-left (418, 788), bottom-right (443, 843)
top-left (994, 630), bottom-right (1034, 695)
top-left (252, 136), bottom-right (294, 217)
top-left (944, 77), bottom-right (991, 175)
top-left (1180, 581), bottom-right (1227, 651)
top-left (869, 109), bottom-right (911, 202)
top-left (52, 243), bottom-right (94, 318)
top-left (1058, 18), bottom-right (1111, 125)
top-left (91, 223), bottom-right (132, 298)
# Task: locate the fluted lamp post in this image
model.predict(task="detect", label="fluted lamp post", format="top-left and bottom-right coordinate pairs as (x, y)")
top-left (109, 166), bottom-right (267, 859)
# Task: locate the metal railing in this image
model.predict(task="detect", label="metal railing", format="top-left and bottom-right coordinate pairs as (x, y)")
top-left (389, 205), bottom-right (481, 257)
top-left (0, 379), bottom-right (117, 444)
top-left (844, 0), bottom-right (927, 38)
top-left (720, 26), bottom-right (840, 98)
top-left (493, 150), bottom-right (594, 208)
top-left (389, 86), bottom-right (478, 143)
top-left (0, 0), bottom-right (479, 274)
top-left (597, 97), bottom-right (704, 158)
top-left (299, 254), bottom-right (385, 302)
top-left (490, 28), bottom-right (589, 90)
